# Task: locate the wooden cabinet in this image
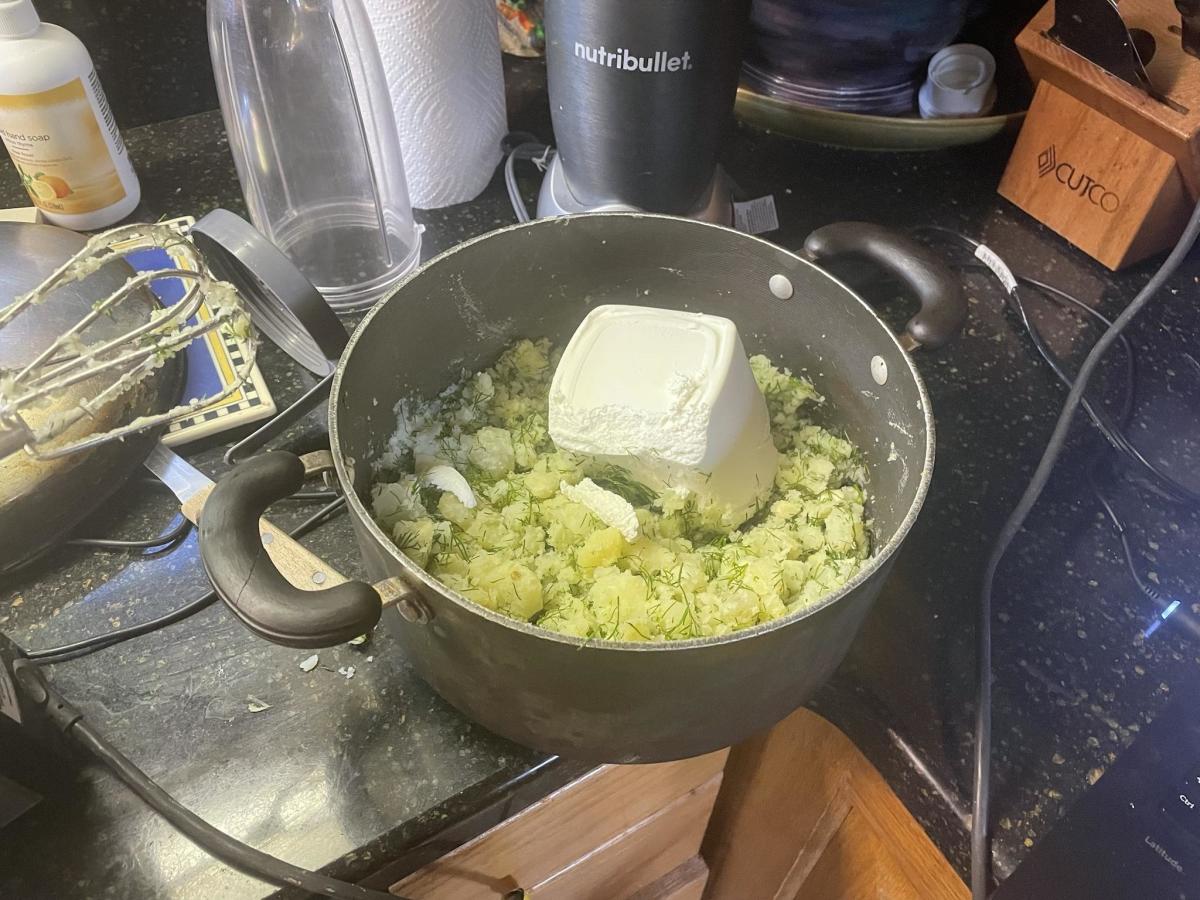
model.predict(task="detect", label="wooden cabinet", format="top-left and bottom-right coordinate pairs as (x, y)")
top-left (702, 708), bottom-right (969, 900)
top-left (390, 750), bottom-right (726, 899)
top-left (389, 708), bottom-right (965, 900)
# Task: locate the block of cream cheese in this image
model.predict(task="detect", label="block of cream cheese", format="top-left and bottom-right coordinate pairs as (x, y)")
top-left (548, 305), bottom-right (778, 527)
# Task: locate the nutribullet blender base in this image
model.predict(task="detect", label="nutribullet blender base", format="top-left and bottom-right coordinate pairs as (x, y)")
top-left (535, 154), bottom-right (733, 225)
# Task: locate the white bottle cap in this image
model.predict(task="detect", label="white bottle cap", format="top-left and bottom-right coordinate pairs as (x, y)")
top-left (0, 0), bottom-right (40, 37)
top-left (918, 44), bottom-right (997, 119)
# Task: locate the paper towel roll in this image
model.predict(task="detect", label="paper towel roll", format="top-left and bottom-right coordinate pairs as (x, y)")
top-left (365, 0), bottom-right (508, 209)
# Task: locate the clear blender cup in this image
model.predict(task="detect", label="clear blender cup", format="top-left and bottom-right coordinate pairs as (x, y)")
top-left (208, 0), bottom-right (421, 313)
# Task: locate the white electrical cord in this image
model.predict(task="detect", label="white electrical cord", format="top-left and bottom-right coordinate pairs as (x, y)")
top-left (504, 142), bottom-right (553, 222)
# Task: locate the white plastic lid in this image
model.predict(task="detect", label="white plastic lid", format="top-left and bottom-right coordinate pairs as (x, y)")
top-left (0, 0), bottom-right (39, 37)
top-left (918, 44), bottom-right (997, 119)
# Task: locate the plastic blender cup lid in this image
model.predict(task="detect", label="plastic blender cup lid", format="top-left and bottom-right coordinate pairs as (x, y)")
top-left (190, 209), bottom-right (348, 376)
top-left (918, 44), bottom-right (997, 119)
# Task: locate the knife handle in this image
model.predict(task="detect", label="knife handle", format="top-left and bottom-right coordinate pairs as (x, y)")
top-left (180, 481), bottom-right (348, 593)
top-left (197, 452), bottom-right (383, 648)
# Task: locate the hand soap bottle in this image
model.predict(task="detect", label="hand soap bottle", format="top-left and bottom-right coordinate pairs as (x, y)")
top-left (0, 0), bottom-right (140, 229)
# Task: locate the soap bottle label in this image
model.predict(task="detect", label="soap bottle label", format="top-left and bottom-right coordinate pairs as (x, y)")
top-left (0, 75), bottom-right (127, 215)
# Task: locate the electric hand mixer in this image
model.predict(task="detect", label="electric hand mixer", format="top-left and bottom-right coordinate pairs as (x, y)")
top-left (0, 219), bottom-right (256, 461)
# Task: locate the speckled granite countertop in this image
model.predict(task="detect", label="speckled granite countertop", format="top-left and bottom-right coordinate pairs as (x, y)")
top-left (2, 58), bottom-right (1198, 897)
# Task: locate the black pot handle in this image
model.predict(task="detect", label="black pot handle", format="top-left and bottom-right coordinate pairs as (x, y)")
top-left (198, 452), bottom-right (383, 648)
top-left (802, 222), bottom-right (966, 350)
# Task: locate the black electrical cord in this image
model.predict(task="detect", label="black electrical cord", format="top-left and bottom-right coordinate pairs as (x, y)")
top-left (67, 512), bottom-right (193, 550)
top-left (25, 589), bottom-right (217, 665)
top-left (922, 224), bottom-right (1200, 623)
top-left (288, 490), bottom-right (342, 502)
top-left (23, 495), bottom-right (348, 664)
top-left (1090, 463), bottom-right (1164, 602)
top-left (921, 228), bottom-right (1200, 602)
top-left (963, 198), bottom-right (1200, 899)
top-left (1088, 459), bottom-right (1200, 641)
top-left (65, 485), bottom-right (338, 551)
top-left (1006, 272), bottom-right (1199, 634)
top-left (920, 225), bottom-right (1200, 506)
top-left (11, 490), bottom-right (383, 899)
top-left (53, 710), bottom-right (401, 899)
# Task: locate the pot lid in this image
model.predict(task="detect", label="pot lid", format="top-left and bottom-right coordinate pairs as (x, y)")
top-left (190, 209), bottom-right (348, 376)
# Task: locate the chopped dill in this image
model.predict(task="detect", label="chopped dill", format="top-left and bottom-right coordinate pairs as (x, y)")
top-left (390, 527), bottom-right (421, 556)
top-left (589, 464), bottom-right (658, 508)
top-left (371, 339), bottom-right (871, 642)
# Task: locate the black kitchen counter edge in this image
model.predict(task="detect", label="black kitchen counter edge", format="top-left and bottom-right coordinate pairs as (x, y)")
top-left (2, 57), bottom-right (1198, 897)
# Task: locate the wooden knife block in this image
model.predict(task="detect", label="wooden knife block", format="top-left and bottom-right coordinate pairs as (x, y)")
top-left (999, 0), bottom-right (1200, 269)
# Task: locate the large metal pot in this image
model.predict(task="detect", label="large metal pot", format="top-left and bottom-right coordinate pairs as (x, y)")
top-left (198, 214), bottom-right (964, 762)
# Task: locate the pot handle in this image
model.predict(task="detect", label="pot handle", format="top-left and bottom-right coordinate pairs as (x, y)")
top-left (802, 222), bottom-right (966, 350)
top-left (198, 452), bottom-right (383, 648)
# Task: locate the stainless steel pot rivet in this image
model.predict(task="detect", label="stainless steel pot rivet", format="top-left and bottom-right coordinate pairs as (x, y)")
top-left (311, 571), bottom-right (327, 585)
top-left (768, 273), bottom-right (794, 300)
top-left (397, 594), bottom-right (433, 624)
top-left (261, 532), bottom-right (274, 545)
top-left (871, 355), bottom-right (888, 385)
top-left (300, 449), bottom-right (336, 478)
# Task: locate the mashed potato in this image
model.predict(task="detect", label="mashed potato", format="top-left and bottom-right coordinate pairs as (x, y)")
top-left (372, 339), bottom-right (869, 641)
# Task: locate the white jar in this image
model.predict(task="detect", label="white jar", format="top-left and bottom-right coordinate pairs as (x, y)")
top-left (0, 0), bottom-right (140, 229)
